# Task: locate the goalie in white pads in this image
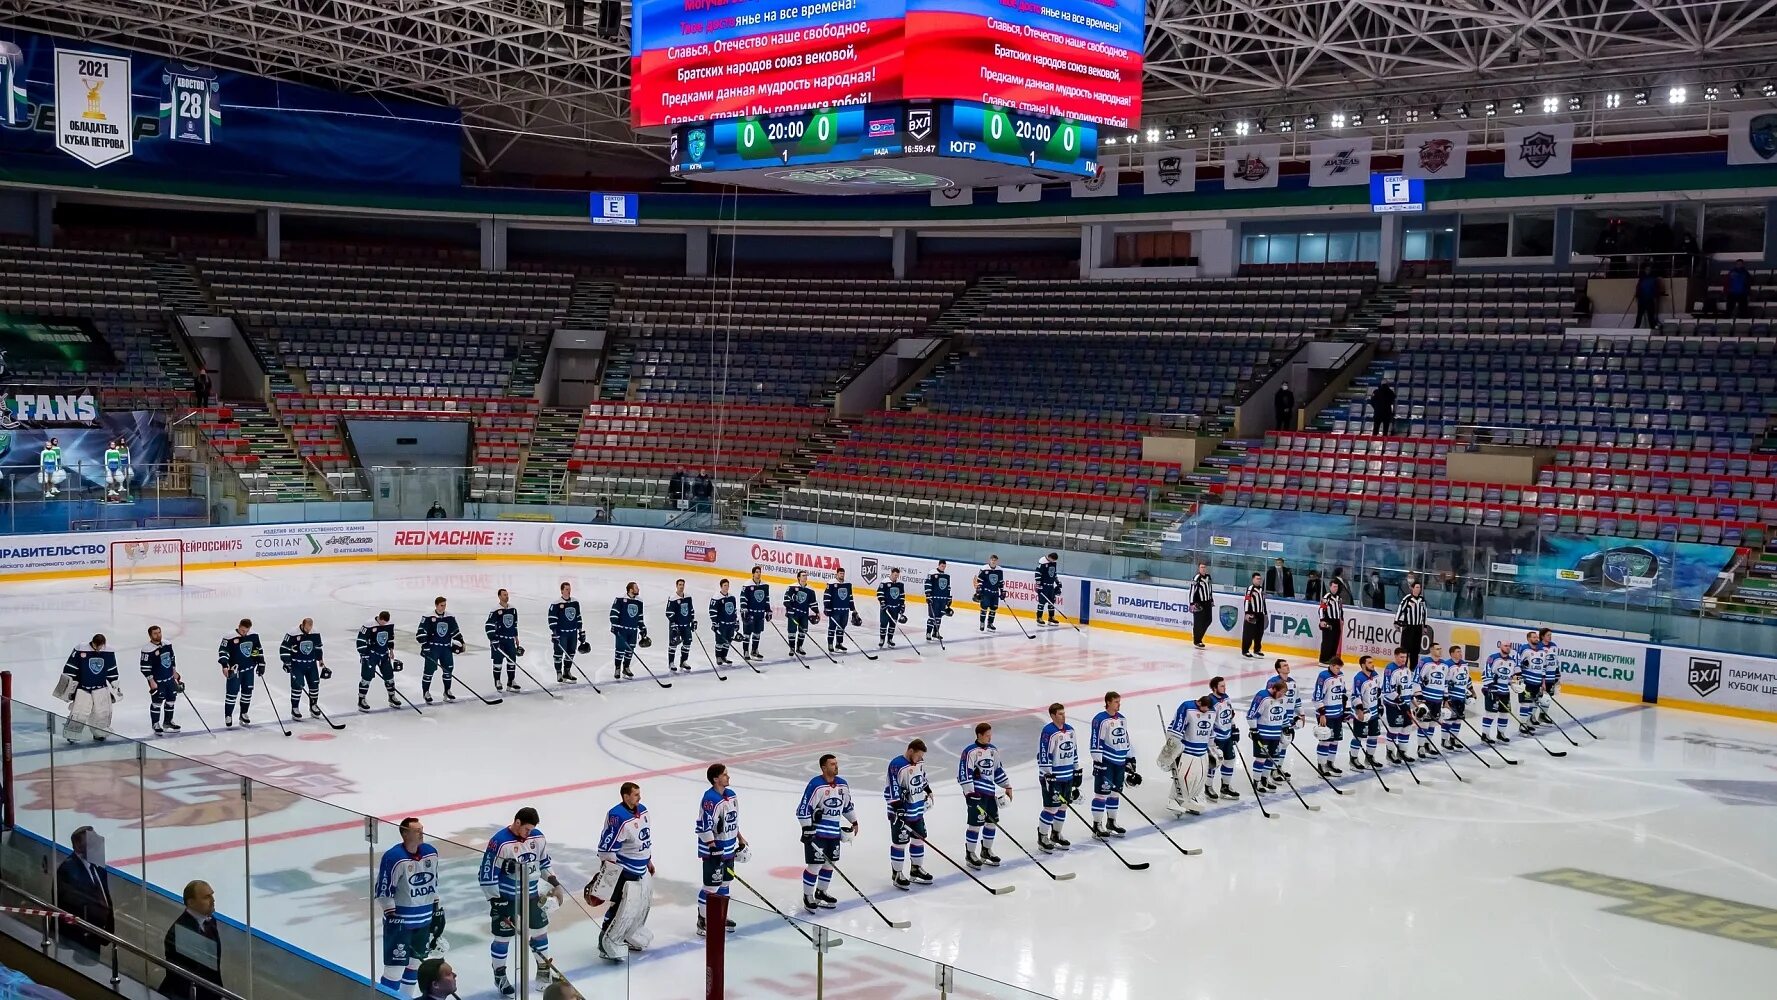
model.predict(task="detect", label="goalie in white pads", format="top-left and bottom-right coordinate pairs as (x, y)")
top-left (478, 807), bottom-right (563, 997)
top-left (61, 634), bottom-right (119, 742)
top-left (1161, 695), bottom-right (1216, 815)
top-left (589, 782), bottom-right (654, 961)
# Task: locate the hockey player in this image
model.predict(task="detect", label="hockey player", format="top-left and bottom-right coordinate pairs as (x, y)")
top-left (924, 560), bottom-right (952, 640)
top-left (739, 567), bottom-right (770, 660)
top-left (885, 739), bottom-right (935, 889)
top-left (609, 583), bottom-right (648, 681)
top-left (375, 817), bottom-right (442, 996)
top-left (1161, 695), bottom-right (1215, 815)
top-left (1317, 579), bottom-right (1345, 664)
top-left (479, 807), bottom-right (564, 995)
top-left (548, 582), bottom-right (587, 682)
top-left (709, 579), bottom-right (740, 665)
top-left (1271, 660), bottom-right (1299, 780)
top-left (357, 611), bottom-right (402, 712)
top-left (140, 625), bottom-right (181, 735)
top-left (590, 783), bottom-right (654, 962)
top-left (1519, 628), bottom-right (1558, 727)
top-left (1246, 677), bottom-right (1291, 790)
top-left (875, 567), bottom-right (907, 647)
top-left (1443, 646), bottom-right (1473, 749)
top-left (1208, 677), bottom-right (1241, 800)
top-left (1382, 648), bottom-right (1418, 763)
top-left (38, 437), bottom-right (62, 498)
top-left (1035, 552), bottom-right (1062, 625)
top-left (1036, 703), bottom-right (1081, 850)
top-left (1537, 628), bottom-right (1561, 716)
top-left (783, 571), bottom-right (818, 655)
top-left (62, 634), bottom-right (118, 742)
top-left (1089, 691), bottom-right (1138, 837)
top-left (796, 754), bottom-right (858, 912)
top-left (279, 617), bottom-right (326, 720)
top-left (218, 618), bottom-right (265, 728)
top-left (822, 568), bottom-right (859, 653)
top-left (974, 555), bottom-right (1005, 632)
top-left (486, 590), bottom-right (523, 692)
top-left (1415, 642), bottom-right (1449, 756)
top-left (1481, 640), bottom-right (1517, 744)
top-left (103, 439), bottom-right (128, 502)
top-left (417, 597), bottom-right (465, 703)
top-left (1310, 656), bottom-right (1350, 776)
top-left (1348, 655), bottom-right (1383, 770)
top-left (695, 765), bottom-right (745, 936)
top-left (958, 722), bottom-right (1013, 868)
top-left (665, 580), bottom-right (696, 673)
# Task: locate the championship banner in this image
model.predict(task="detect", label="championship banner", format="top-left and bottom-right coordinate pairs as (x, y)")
top-left (0, 42), bottom-right (25, 126)
top-left (162, 65), bottom-right (220, 145)
top-left (1223, 143), bottom-right (1280, 190)
top-left (1504, 123), bottom-right (1574, 178)
top-left (930, 185), bottom-right (974, 207)
top-left (1307, 136), bottom-right (1372, 187)
top-left (997, 182), bottom-right (1043, 203)
top-left (1070, 157), bottom-right (1118, 198)
top-left (1143, 149), bottom-right (1195, 194)
top-left (53, 49), bottom-right (133, 168)
top-left (1402, 130), bottom-right (1469, 179)
top-left (1725, 110), bottom-right (1777, 165)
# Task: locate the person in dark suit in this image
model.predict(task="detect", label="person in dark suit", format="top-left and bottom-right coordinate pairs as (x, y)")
top-left (160, 880), bottom-right (224, 1000)
top-left (193, 368), bottom-right (212, 410)
top-left (668, 468), bottom-right (687, 507)
top-left (1273, 384), bottom-right (1296, 431)
top-left (55, 826), bottom-right (114, 955)
top-left (1370, 381), bottom-right (1397, 435)
top-left (1265, 558), bottom-right (1295, 599)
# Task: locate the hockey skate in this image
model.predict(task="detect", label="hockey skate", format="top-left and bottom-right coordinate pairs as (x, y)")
top-left (1327, 760), bottom-right (1343, 775)
top-left (966, 851), bottom-right (983, 869)
top-left (891, 871), bottom-right (912, 891)
top-left (238, 714), bottom-right (251, 726)
top-left (1049, 833), bottom-right (1072, 850)
top-left (1104, 819), bottom-right (1128, 838)
top-left (358, 696), bottom-right (371, 712)
top-left (1348, 755), bottom-right (1367, 771)
top-left (980, 848), bottom-right (1002, 866)
top-left (909, 866), bottom-right (934, 883)
top-left (494, 971), bottom-right (516, 998)
top-left (1037, 832), bottom-right (1055, 852)
top-left (814, 890), bottom-right (839, 908)
top-left (291, 705), bottom-right (304, 720)
top-left (165, 721), bottom-right (182, 732)
top-left (1219, 783), bottom-right (1240, 799)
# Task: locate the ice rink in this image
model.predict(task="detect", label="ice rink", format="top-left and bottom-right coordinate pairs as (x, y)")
top-left (7, 559), bottom-right (1777, 999)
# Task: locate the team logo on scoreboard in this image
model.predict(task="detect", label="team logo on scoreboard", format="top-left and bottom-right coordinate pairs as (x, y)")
top-left (859, 556), bottom-right (880, 586)
top-left (1320, 148), bottom-right (1363, 175)
top-left (687, 128), bottom-right (707, 162)
top-left (1517, 131), bottom-right (1558, 169)
top-left (669, 132), bottom-right (680, 164)
top-left (867, 117), bottom-right (896, 139)
top-left (1748, 114), bottom-right (1777, 161)
top-left (1417, 138), bottom-right (1455, 173)
top-left (906, 106), bottom-right (933, 141)
top-left (1687, 657), bottom-right (1722, 697)
top-left (1232, 153), bottom-right (1271, 182)
top-left (1157, 156), bottom-right (1183, 186)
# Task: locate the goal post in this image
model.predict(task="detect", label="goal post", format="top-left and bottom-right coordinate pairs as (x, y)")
top-left (104, 538), bottom-right (186, 590)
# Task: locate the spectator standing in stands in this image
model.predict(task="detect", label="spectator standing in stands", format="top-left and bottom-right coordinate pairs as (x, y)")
top-left (1265, 558), bottom-right (1295, 599)
top-left (1302, 569), bottom-right (1324, 602)
top-left (160, 880), bottom-right (223, 1000)
top-left (56, 826), bottom-right (113, 957)
top-left (1633, 266), bottom-right (1663, 330)
top-left (1273, 383), bottom-right (1296, 431)
top-left (426, 500), bottom-right (448, 520)
top-left (693, 473), bottom-right (714, 512)
top-left (1725, 260), bottom-right (1753, 318)
top-left (1369, 380), bottom-right (1397, 435)
top-left (193, 367), bottom-right (212, 409)
top-left (1394, 582), bottom-right (1428, 660)
top-left (1363, 572), bottom-right (1387, 610)
top-left (669, 468), bottom-right (688, 509)
top-left (1330, 566), bottom-right (1349, 597)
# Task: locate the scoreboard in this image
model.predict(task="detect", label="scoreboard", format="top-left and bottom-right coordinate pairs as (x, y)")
top-left (672, 105), bottom-right (901, 173)
top-left (940, 102), bottom-right (1096, 173)
top-left (632, 0), bottom-right (1143, 130)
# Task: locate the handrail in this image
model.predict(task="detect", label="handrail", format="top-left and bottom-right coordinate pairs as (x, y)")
top-left (0, 882), bottom-right (245, 1000)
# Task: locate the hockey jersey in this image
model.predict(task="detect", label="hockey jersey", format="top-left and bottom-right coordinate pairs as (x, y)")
top-left (358, 619), bottom-right (395, 661)
top-left (599, 804), bottom-right (652, 875)
top-left (609, 597), bottom-right (645, 636)
top-left (1037, 722), bottom-right (1079, 782)
top-left (1089, 711), bottom-right (1132, 765)
top-left (217, 633), bottom-right (264, 674)
top-left (478, 826), bottom-right (552, 899)
top-left (64, 645), bottom-right (117, 691)
top-left (822, 582), bottom-right (854, 616)
top-left (280, 630), bottom-right (324, 668)
top-left (375, 842), bottom-right (441, 928)
top-left (140, 643), bottom-right (177, 683)
top-left (877, 581), bottom-right (906, 615)
top-left (665, 596), bottom-right (695, 631)
top-left (740, 582), bottom-right (770, 618)
top-left (486, 606), bottom-right (519, 644)
top-left (784, 585), bottom-right (818, 621)
top-left (1167, 703), bottom-right (1214, 755)
top-left (924, 571), bottom-right (951, 605)
top-left (885, 755), bottom-right (930, 821)
top-left (1312, 668), bottom-right (1350, 718)
top-left (796, 776), bottom-right (856, 839)
top-left (548, 599), bottom-right (583, 639)
top-left (957, 741), bottom-right (1010, 797)
top-left (695, 788), bottom-right (739, 858)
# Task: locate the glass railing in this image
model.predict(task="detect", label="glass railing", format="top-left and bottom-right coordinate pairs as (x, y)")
top-left (0, 692), bottom-right (628, 1000)
top-left (0, 462), bottom-right (211, 534)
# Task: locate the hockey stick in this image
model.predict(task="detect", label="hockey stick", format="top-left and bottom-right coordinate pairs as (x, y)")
top-left (993, 828), bottom-right (1074, 880)
top-left (451, 676), bottom-right (504, 706)
top-left (1003, 605), bottom-right (1037, 640)
top-left (692, 631), bottom-right (732, 680)
top-left (1447, 723), bottom-right (1492, 767)
top-left (826, 861), bottom-right (911, 929)
top-left (1551, 695), bottom-right (1600, 739)
top-left (1289, 739), bottom-right (1347, 794)
top-left (1420, 734), bottom-right (1466, 781)
top-left (177, 687), bottom-right (214, 736)
top-left (810, 622), bottom-right (840, 664)
top-left (1271, 753), bottom-right (1321, 811)
top-left (1061, 800), bottom-right (1151, 868)
top-left (837, 623), bottom-right (878, 661)
top-left (730, 870), bottom-right (835, 947)
top-left (1463, 718), bottom-right (1518, 764)
top-left (1541, 708), bottom-right (1581, 747)
top-left (921, 840), bottom-right (1015, 895)
top-left (1232, 744), bottom-right (1275, 819)
top-left (1053, 608), bottom-right (1084, 633)
top-left (1353, 732), bottom-right (1397, 792)
top-left (1394, 738), bottom-right (1423, 784)
top-left (894, 624), bottom-right (924, 656)
top-left (1119, 796), bottom-right (1204, 856)
top-left (765, 620), bottom-right (808, 670)
top-left (388, 679), bottom-right (425, 716)
top-left (262, 685), bottom-right (293, 737)
top-left (513, 659), bottom-right (566, 698)
top-left (1525, 726), bottom-right (1569, 757)
top-left (310, 702), bottom-right (346, 731)
top-left (625, 648), bottom-right (672, 689)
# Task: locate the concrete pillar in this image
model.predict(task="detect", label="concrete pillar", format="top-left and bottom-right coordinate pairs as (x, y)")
top-left (1763, 198), bottom-right (1777, 266)
top-left (1552, 207), bottom-right (1573, 269)
top-left (890, 228), bottom-right (912, 279)
top-left (1377, 213), bottom-right (1402, 282)
top-left (686, 226), bottom-right (710, 277)
top-left (479, 219), bottom-right (508, 272)
top-left (33, 191), bottom-right (54, 248)
top-left (260, 208), bottom-right (281, 261)
top-left (1078, 223), bottom-right (1116, 274)
top-left (1195, 228), bottom-right (1235, 277)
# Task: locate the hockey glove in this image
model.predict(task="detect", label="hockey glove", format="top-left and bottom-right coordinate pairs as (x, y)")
top-left (515, 645), bottom-right (526, 658)
top-left (393, 658), bottom-right (405, 672)
top-left (1125, 760), bottom-right (1143, 786)
top-left (851, 611), bottom-right (863, 627)
top-left (1070, 772), bottom-right (1084, 801)
top-left (800, 826), bottom-right (815, 846)
top-left (255, 663), bottom-right (266, 677)
top-left (577, 639), bottom-right (591, 655)
top-left (320, 666), bottom-right (332, 680)
top-left (452, 638), bottom-right (466, 655)
top-left (175, 679), bottom-right (187, 694)
top-left (280, 657), bottom-right (292, 673)
top-left (898, 614), bottom-right (908, 624)
top-left (639, 634), bottom-right (652, 649)
top-left (427, 903), bottom-right (447, 952)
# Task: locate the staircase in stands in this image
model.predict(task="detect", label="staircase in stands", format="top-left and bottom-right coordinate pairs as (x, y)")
top-left (515, 408), bottom-right (584, 503)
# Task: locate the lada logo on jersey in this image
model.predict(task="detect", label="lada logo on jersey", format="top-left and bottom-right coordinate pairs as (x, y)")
top-left (859, 557), bottom-right (879, 585)
top-left (1417, 138), bottom-right (1454, 173)
top-left (1218, 605), bottom-right (1238, 631)
top-left (1518, 131), bottom-right (1557, 169)
top-left (1687, 657), bottom-right (1722, 698)
top-left (1232, 153), bottom-right (1270, 182)
top-left (16, 752), bottom-right (354, 829)
top-left (409, 871), bottom-right (436, 888)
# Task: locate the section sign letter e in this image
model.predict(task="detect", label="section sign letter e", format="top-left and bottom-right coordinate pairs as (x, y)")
top-left (56, 50), bottom-right (133, 168)
top-left (590, 192), bottom-right (639, 227)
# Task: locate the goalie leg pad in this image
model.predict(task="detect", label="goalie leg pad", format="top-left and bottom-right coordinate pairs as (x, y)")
top-left (599, 873), bottom-right (652, 960)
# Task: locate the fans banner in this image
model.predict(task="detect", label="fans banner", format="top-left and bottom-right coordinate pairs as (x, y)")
top-left (1503, 123), bottom-right (1574, 178)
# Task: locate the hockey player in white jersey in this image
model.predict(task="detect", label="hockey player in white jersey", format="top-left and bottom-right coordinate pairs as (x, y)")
top-left (1481, 640), bottom-right (1517, 744)
top-left (590, 782), bottom-right (654, 962)
top-left (478, 807), bottom-right (564, 995)
top-left (1347, 655), bottom-right (1384, 770)
top-left (695, 765), bottom-right (744, 936)
top-left (1310, 657), bottom-right (1350, 776)
top-left (1036, 703), bottom-right (1081, 850)
top-left (885, 739), bottom-right (935, 889)
top-left (375, 817), bottom-right (443, 995)
top-left (1161, 694), bottom-right (1216, 814)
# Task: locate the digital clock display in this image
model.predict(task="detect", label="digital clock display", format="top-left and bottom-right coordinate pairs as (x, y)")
top-left (939, 101), bottom-right (1097, 177)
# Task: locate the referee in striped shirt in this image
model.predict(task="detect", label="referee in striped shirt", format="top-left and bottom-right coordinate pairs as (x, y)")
top-left (1240, 573), bottom-right (1267, 658)
top-left (1394, 582), bottom-right (1428, 660)
top-left (1189, 563), bottom-right (1213, 649)
top-left (1317, 579), bottom-right (1345, 664)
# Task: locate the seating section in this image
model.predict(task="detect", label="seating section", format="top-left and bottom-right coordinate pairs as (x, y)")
top-left (565, 401), bottom-right (828, 506)
top-left (608, 276), bottom-right (964, 403)
top-left (191, 406), bottom-right (327, 500)
top-left (275, 394), bottom-right (541, 499)
top-left (1381, 272), bottom-right (1581, 335)
top-left (0, 246), bottom-right (192, 396)
top-left (199, 258), bottom-right (574, 397)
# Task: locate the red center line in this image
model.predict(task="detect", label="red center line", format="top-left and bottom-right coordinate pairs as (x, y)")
top-left (110, 666), bottom-right (1274, 867)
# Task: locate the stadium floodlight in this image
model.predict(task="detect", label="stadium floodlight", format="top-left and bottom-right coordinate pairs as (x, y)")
top-left (1350, 111), bottom-right (1365, 126)
top-left (1277, 118), bottom-right (1292, 133)
top-left (1429, 104), bottom-right (1444, 120)
top-left (1183, 126), bottom-right (1198, 139)
top-left (1510, 99), bottom-right (1525, 114)
top-left (1567, 95), bottom-right (1583, 112)
top-left (1330, 111), bottom-right (1346, 129)
top-left (1210, 123), bottom-right (1223, 137)
top-left (1667, 86), bottom-right (1686, 104)
top-left (1404, 108), bottom-right (1419, 123)
top-left (1484, 101), bottom-right (1497, 117)
top-left (1302, 114), bottom-right (1317, 131)
top-left (1254, 118), bottom-right (1268, 133)
top-left (1541, 96), bottom-right (1560, 113)
top-left (1604, 92), bottom-right (1622, 109)
top-left (1703, 85), bottom-right (1719, 101)
top-left (1455, 103), bottom-right (1470, 118)
top-left (1730, 83), bottom-right (1744, 98)
top-left (1146, 128), bottom-right (1160, 142)
top-left (1765, 83), bottom-right (1776, 98)
top-left (1235, 120), bottom-right (1252, 136)
top-left (1376, 110), bottom-right (1390, 125)
top-left (1633, 89), bottom-right (1650, 105)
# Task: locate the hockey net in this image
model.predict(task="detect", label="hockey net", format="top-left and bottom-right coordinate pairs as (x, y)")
top-left (103, 538), bottom-right (185, 589)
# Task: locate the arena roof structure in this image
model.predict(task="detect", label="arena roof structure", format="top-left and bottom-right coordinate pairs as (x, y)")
top-left (6, 0), bottom-right (1777, 168)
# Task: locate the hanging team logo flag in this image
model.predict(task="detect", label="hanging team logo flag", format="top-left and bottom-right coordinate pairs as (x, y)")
top-left (1070, 156), bottom-right (1118, 198)
top-left (1503, 123), bottom-right (1574, 177)
top-left (1401, 130), bottom-right (1469, 179)
top-left (0, 42), bottom-right (26, 126)
top-left (1143, 149), bottom-right (1195, 194)
top-left (1307, 136), bottom-right (1373, 186)
top-left (1726, 110), bottom-right (1777, 164)
top-left (1223, 143), bottom-right (1280, 189)
top-left (930, 185), bottom-right (973, 207)
top-left (997, 182), bottom-right (1042, 203)
top-left (161, 65), bottom-right (221, 144)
